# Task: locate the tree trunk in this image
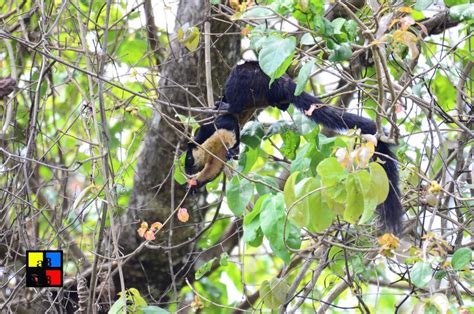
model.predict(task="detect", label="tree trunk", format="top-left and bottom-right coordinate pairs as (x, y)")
top-left (118, 0), bottom-right (240, 300)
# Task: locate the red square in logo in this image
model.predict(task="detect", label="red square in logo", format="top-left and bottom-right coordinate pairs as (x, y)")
top-left (45, 270), bottom-right (62, 286)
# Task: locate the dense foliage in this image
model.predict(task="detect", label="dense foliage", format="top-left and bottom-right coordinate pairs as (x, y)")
top-left (0, 0), bottom-right (472, 313)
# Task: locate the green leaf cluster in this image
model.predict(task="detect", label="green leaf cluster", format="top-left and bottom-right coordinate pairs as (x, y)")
top-left (283, 158), bottom-right (389, 230)
top-left (109, 288), bottom-right (169, 314)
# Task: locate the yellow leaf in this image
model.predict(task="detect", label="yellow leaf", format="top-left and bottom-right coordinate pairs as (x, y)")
top-left (378, 233), bottom-right (400, 249)
top-left (229, 0), bottom-right (240, 10)
top-left (378, 233), bottom-right (400, 257)
top-left (392, 30), bottom-right (419, 59)
top-left (429, 181), bottom-right (442, 193)
top-left (177, 26), bottom-right (201, 52)
top-left (399, 6), bottom-right (413, 13)
top-left (72, 184), bottom-right (98, 211)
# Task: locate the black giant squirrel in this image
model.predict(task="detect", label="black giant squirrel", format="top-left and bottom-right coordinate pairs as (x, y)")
top-left (185, 61), bottom-right (402, 232)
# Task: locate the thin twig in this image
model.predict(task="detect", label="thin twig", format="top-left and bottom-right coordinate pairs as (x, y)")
top-left (204, 20), bottom-right (214, 107)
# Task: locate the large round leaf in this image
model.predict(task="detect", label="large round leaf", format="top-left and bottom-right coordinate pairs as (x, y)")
top-left (258, 36), bottom-right (297, 84)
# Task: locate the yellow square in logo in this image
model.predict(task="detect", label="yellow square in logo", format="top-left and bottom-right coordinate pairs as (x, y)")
top-left (28, 252), bottom-right (43, 267)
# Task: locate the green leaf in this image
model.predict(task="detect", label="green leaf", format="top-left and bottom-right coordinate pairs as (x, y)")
top-left (301, 33), bottom-right (316, 45)
top-left (175, 113), bottom-right (198, 129)
top-left (265, 120), bottom-right (295, 138)
top-left (281, 130), bottom-right (301, 160)
top-left (414, 0), bottom-right (433, 11)
top-left (117, 34), bottom-right (149, 65)
top-left (360, 192), bottom-right (376, 223)
top-left (350, 254), bottom-right (365, 275)
top-left (344, 20), bottom-right (358, 40)
top-left (254, 174), bottom-right (279, 195)
top-left (249, 26), bottom-right (268, 51)
top-left (301, 178), bottom-right (333, 232)
top-left (314, 16), bottom-right (334, 36)
top-left (241, 121), bottom-right (264, 148)
top-left (290, 143), bottom-right (312, 173)
top-left (329, 43), bottom-right (352, 62)
top-left (411, 262), bottom-right (432, 288)
top-left (316, 157), bottom-right (346, 186)
top-left (284, 171), bottom-right (300, 210)
top-left (173, 154), bottom-right (187, 185)
top-left (434, 270), bottom-right (447, 280)
top-left (225, 263), bottom-right (244, 292)
top-left (260, 194), bottom-right (285, 239)
top-left (324, 183), bottom-right (347, 206)
top-left (226, 176), bottom-right (254, 216)
top-left (450, 4), bottom-right (474, 20)
top-left (238, 146), bottom-right (259, 174)
top-left (109, 296), bottom-right (126, 314)
top-left (344, 172), bottom-right (365, 224)
top-left (210, 0), bottom-right (221, 4)
top-left (355, 170), bottom-right (375, 223)
top-left (444, 0), bottom-right (468, 7)
top-left (128, 288), bottom-right (147, 307)
top-left (451, 247), bottom-right (472, 270)
top-left (293, 109), bottom-right (317, 135)
top-left (195, 257), bottom-right (217, 280)
top-left (260, 278), bottom-right (290, 309)
top-left (332, 18), bottom-right (346, 35)
top-left (205, 172), bottom-right (224, 193)
top-left (308, 0), bottom-right (324, 14)
top-left (286, 222), bottom-right (301, 250)
top-left (258, 36), bottom-right (297, 84)
top-left (39, 166), bottom-right (53, 181)
top-left (138, 306), bottom-right (170, 314)
top-left (287, 178), bottom-right (312, 227)
top-left (260, 194), bottom-right (293, 263)
top-left (432, 73), bottom-right (456, 111)
top-left (294, 60), bottom-right (315, 96)
top-left (220, 252), bottom-right (229, 266)
top-left (243, 195), bottom-right (267, 247)
top-left (327, 246), bottom-right (345, 275)
top-left (369, 162), bottom-right (389, 205)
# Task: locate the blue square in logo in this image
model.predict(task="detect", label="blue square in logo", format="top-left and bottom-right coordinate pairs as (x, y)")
top-left (45, 251), bottom-right (62, 267)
